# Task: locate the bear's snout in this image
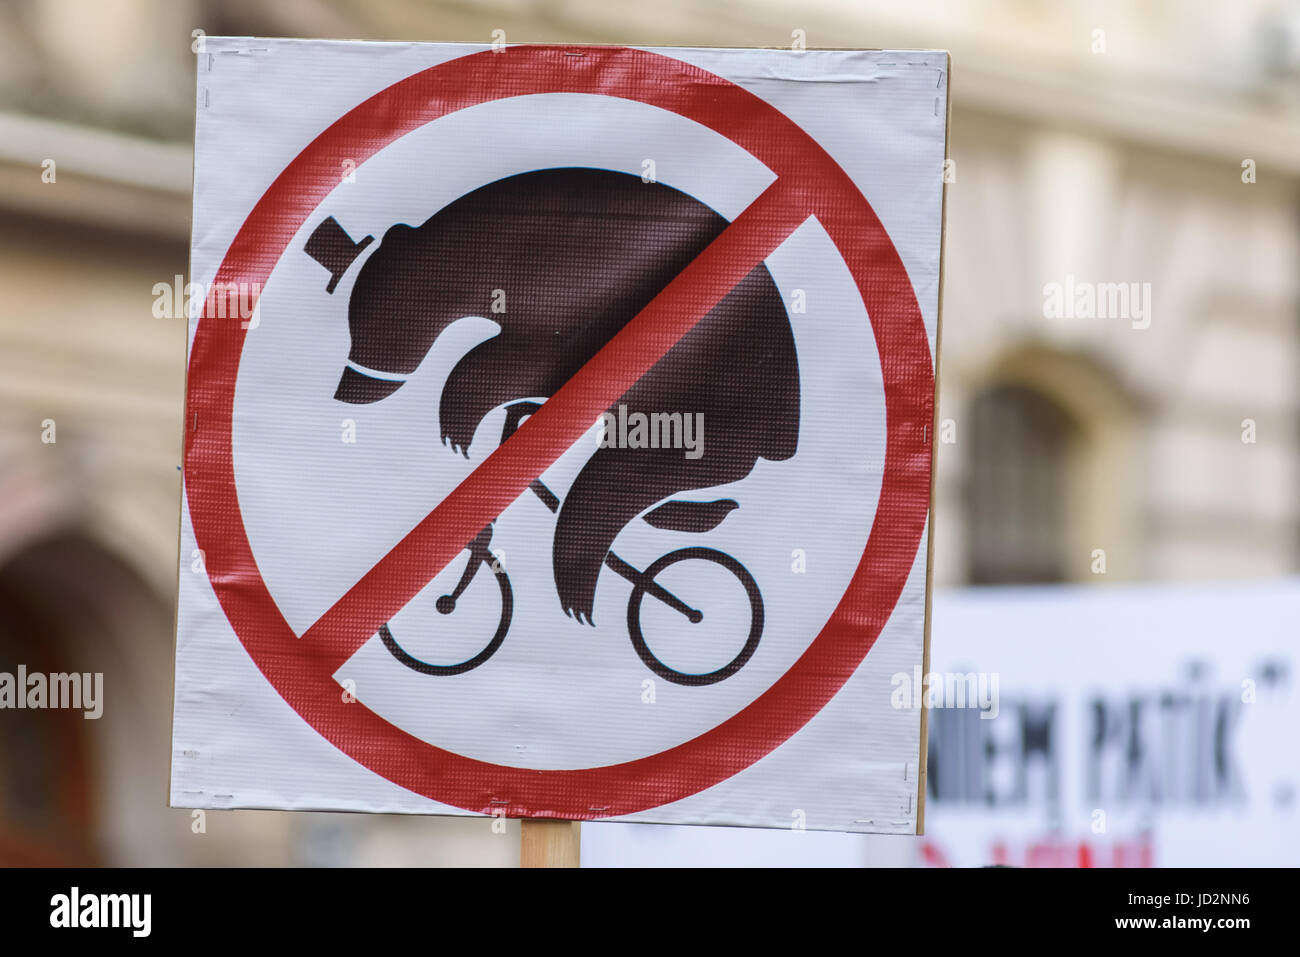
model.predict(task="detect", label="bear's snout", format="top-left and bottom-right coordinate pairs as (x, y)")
top-left (334, 365), bottom-right (405, 404)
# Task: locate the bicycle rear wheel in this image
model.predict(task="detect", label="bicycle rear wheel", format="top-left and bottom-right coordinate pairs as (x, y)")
top-left (626, 547), bottom-right (763, 686)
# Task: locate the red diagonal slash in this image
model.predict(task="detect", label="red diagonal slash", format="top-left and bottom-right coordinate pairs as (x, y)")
top-left (301, 177), bottom-right (810, 672)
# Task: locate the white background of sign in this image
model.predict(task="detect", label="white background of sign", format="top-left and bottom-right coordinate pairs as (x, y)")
top-left (172, 40), bottom-right (946, 831)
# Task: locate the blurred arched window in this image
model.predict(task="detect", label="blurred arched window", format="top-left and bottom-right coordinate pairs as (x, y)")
top-left (0, 558), bottom-right (92, 865)
top-left (965, 385), bottom-right (1075, 584)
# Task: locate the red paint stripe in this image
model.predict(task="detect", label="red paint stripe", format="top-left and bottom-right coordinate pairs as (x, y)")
top-left (302, 178), bottom-right (809, 671)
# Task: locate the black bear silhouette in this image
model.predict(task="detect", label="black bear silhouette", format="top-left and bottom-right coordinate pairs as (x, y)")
top-left (321, 168), bottom-right (800, 623)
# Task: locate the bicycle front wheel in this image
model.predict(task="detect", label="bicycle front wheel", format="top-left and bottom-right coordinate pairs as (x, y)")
top-left (380, 561), bottom-right (513, 676)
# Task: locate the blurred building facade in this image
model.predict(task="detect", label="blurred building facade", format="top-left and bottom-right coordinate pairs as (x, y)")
top-left (0, 0), bottom-right (1296, 865)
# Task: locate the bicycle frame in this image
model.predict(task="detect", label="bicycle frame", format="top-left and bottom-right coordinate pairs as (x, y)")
top-left (486, 400), bottom-right (702, 622)
top-left (385, 399), bottom-right (760, 683)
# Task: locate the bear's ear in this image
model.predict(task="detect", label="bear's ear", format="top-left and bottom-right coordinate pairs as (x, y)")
top-left (305, 216), bottom-right (374, 294)
top-left (642, 499), bottom-right (739, 534)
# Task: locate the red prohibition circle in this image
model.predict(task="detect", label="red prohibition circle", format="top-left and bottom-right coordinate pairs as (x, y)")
top-left (185, 45), bottom-right (935, 819)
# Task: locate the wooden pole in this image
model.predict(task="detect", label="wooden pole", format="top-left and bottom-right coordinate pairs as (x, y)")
top-left (519, 819), bottom-right (580, 868)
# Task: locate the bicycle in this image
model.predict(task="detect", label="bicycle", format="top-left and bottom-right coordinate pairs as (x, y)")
top-left (379, 401), bottom-right (765, 686)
